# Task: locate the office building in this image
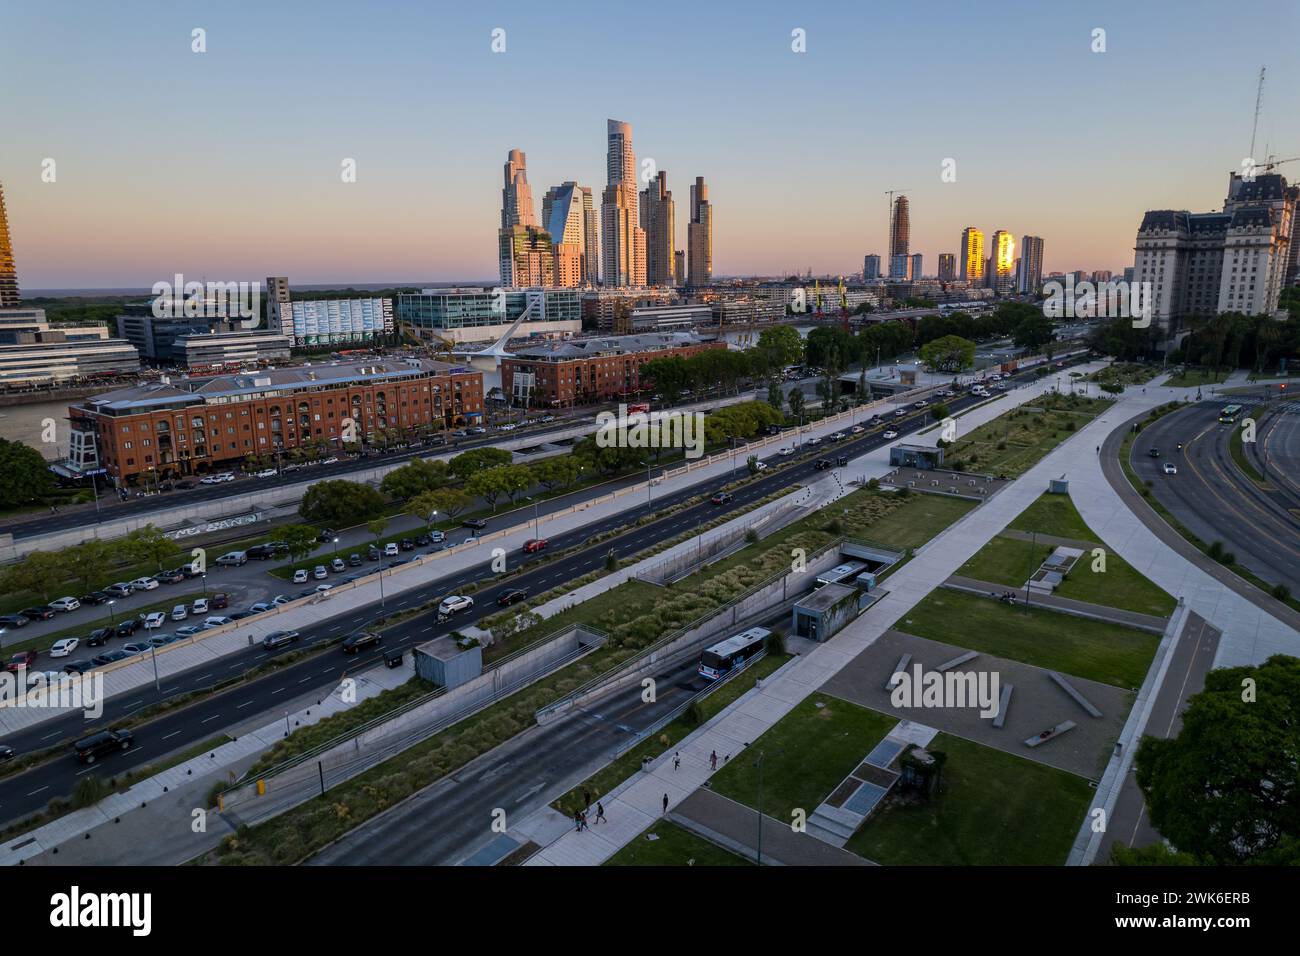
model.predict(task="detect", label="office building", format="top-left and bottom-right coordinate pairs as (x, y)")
top-left (0, 308), bottom-right (139, 387)
top-left (282, 298), bottom-right (394, 346)
top-left (582, 287), bottom-right (679, 333)
top-left (674, 250), bottom-right (686, 285)
top-left (640, 171), bottom-right (676, 287)
top-left (910, 254), bottom-right (923, 281)
top-left (601, 120), bottom-right (647, 287)
top-left (174, 328), bottom-right (293, 368)
top-left (937, 253), bottom-right (956, 281)
top-left (398, 288), bottom-right (581, 345)
top-left (1018, 236), bottom-right (1044, 294)
top-left (0, 181), bottom-right (20, 308)
top-left (499, 224), bottom-right (555, 288)
top-left (688, 176), bottom-right (712, 286)
top-left (989, 230), bottom-right (1015, 293)
top-left (66, 358), bottom-right (484, 483)
top-left (501, 149), bottom-right (538, 230)
top-left (889, 253), bottom-right (911, 280)
top-left (863, 254), bottom-right (882, 281)
top-left (117, 302), bottom-right (291, 367)
top-left (624, 303), bottom-right (714, 334)
top-left (890, 195), bottom-right (910, 262)
top-left (960, 227), bottom-right (985, 284)
top-left (542, 182), bottom-right (598, 287)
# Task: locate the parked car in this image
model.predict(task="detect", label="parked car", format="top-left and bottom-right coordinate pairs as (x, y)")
top-left (122, 642), bottom-right (153, 655)
top-left (313, 565), bottom-right (328, 580)
top-left (367, 545), bottom-right (381, 561)
top-left (347, 553), bottom-right (363, 567)
top-left (341, 631), bottom-right (382, 654)
top-left (317, 528), bottom-right (337, 543)
top-left (49, 638), bottom-right (80, 658)
top-left (0, 614), bottom-right (30, 629)
top-left (155, 569), bottom-right (184, 584)
top-left (254, 469), bottom-right (277, 478)
top-left (462, 517), bottom-right (488, 530)
top-left (142, 612), bottom-right (167, 629)
top-left (497, 588), bottom-right (529, 607)
top-left (246, 544), bottom-right (279, 560)
top-left (429, 530), bottom-right (445, 543)
top-left (203, 616), bottom-right (234, 629)
top-left (522, 538), bottom-right (548, 554)
top-left (383, 543), bottom-right (399, 558)
top-left (190, 598), bottom-right (209, 615)
top-left (248, 602), bottom-right (273, 614)
top-left (6, 650), bottom-right (38, 672)
top-left (175, 625), bottom-right (204, 637)
top-left (105, 582), bottom-right (134, 598)
top-left (415, 533), bottom-right (431, 547)
top-left (328, 558), bottom-right (345, 573)
top-left (293, 569), bottom-right (309, 584)
top-left (0, 744), bottom-right (15, 761)
top-left (115, 618), bottom-right (142, 637)
top-left (261, 629), bottom-right (300, 650)
top-left (806, 436), bottom-right (822, 446)
top-left (62, 660), bottom-right (95, 675)
top-left (92, 650), bottom-right (129, 666)
top-left (147, 634), bottom-right (179, 648)
top-left (315, 584), bottom-right (334, 594)
top-left (86, 627), bottom-right (115, 647)
top-left (399, 538), bottom-right (416, 552)
top-left (129, 577), bottom-right (159, 591)
top-left (271, 595), bottom-right (291, 607)
top-left (710, 492), bottom-right (734, 505)
top-left (171, 605), bottom-right (189, 621)
top-left (80, 591), bottom-right (112, 605)
top-left (215, 551), bottom-right (247, 567)
top-left (73, 729), bottom-right (134, 764)
top-left (438, 595), bottom-right (474, 616)
top-left (22, 605), bottom-right (58, 621)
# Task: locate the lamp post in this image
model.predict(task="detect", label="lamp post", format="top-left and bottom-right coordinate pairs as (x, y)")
top-left (332, 536), bottom-right (340, 560)
top-left (107, 599), bottom-right (117, 626)
top-left (148, 641), bottom-right (161, 692)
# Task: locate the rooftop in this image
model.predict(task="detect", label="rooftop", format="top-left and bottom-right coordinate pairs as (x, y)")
top-left (508, 331), bottom-right (710, 361)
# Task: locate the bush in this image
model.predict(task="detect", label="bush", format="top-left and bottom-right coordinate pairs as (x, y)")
top-left (824, 518), bottom-right (844, 535)
top-left (896, 486), bottom-right (911, 498)
top-left (683, 700), bottom-right (705, 728)
top-left (72, 774), bottom-right (110, 809)
top-left (744, 528), bottom-right (759, 544)
top-left (951, 460), bottom-right (966, 472)
top-left (1207, 540), bottom-right (1224, 561)
top-left (1271, 584), bottom-right (1291, 602)
top-left (996, 440), bottom-right (1007, 450)
top-left (867, 478), bottom-right (880, 491)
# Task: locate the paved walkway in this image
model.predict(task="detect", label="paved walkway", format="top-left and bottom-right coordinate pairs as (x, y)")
top-left (999, 528), bottom-right (1097, 551)
top-left (944, 575), bottom-right (1169, 632)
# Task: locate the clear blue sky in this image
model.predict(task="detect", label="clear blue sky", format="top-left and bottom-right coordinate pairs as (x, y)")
top-left (2, 0), bottom-right (1297, 288)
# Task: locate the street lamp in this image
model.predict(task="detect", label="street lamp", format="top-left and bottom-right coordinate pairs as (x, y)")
top-left (332, 536), bottom-right (340, 560)
top-left (107, 599), bottom-right (117, 626)
top-left (201, 573), bottom-right (208, 600)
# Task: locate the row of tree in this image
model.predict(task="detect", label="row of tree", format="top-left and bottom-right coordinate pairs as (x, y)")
top-left (0, 524), bottom-right (181, 603)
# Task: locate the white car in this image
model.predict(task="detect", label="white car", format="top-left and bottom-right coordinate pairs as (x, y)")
top-left (753, 461), bottom-right (769, 472)
top-left (142, 611), bottom-right (167, 629)
top-left (321, 457), bottom-right (339, 465)
top-left (215, 472), bottom-right (235, 482)
top-left (50, 596), bottom-right (81, 612)
top-left (312, 565), bottom-right (328, 580)
top-left (203, 616), bottom-right (234, 629)
top-left (130, 577), bottom-right (159, 591)
top-left (190, 598), bottom-right (209, 615)
top-left (271, 595), bottom-right (291, 607)
top-left (883, 430), bottom-right (900, 440)
top-left (315, 584), bottom-right (334, 594)
top-left (384, 543), bottom-right (399, 557)
top-left (779, 447), bottom-right (794, 456)
top-left (200, 475), bottom-right (220, 485)
top-left (850, 425), bottom-right (864, 434)
top-left (49, 637), bottom-right (79, 657)
top-left (106, 582), bottom-right (134, 598)
top-left (1163, 462), bottom-right (1177, 475)
top-left (254, 469), bottom-right (277, 479)
top-left (806, 436), bottom-right (822, 446)
top-left (293, 569), bottom-right (309, 584)
top-left (438, 595), bottom-right (474, 616)
top-left (171, 605), bottom-right (189, 621)
top-left (429, 530), bottom-right (445, 543)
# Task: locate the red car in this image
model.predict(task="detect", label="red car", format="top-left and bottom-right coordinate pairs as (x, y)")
top-left (522, 538), bottom-right (548, 554)
top-left (5, 650), bottom-right (37, 673)
top-left (211, 592), bottom-right (229, 610)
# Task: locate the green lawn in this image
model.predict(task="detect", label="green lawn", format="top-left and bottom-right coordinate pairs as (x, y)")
top-left (1007, 493), bottom-right (1096, 541)
top-left (858, 494), bottom-right (976, 551)
top-left (941, 394), bottom-right (1114, 478)
top-left (1164, 368), bottom-right (1228, 388)
top-left (708, 694), bottom-right (898, 823)
top-left (894, 589), bottom-right (1158, 688)
top-left (847, 732), bottom-right (1093, 865)
top-left (605, 820), bottom-right (751, 866)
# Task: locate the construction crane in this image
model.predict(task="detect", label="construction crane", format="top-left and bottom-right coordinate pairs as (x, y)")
top-left (1258, 155), bottom-right (1300, 173)
top-left (1250, 66), bottom-right (1266, 161)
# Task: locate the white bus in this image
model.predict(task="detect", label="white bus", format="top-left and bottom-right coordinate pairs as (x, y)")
top-left (816, 561), bottom-right (867, 586)
top-left (698, 626), bottom-right (772, 681)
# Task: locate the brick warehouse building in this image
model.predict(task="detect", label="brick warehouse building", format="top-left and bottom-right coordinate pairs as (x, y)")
top-left (64, 358), bottom-right (483, 485)
top-left (499, 331), bottom-right (725, 408)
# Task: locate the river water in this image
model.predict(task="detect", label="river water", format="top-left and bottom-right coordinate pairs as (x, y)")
top-left (0, 397), bottom-right (77, 460)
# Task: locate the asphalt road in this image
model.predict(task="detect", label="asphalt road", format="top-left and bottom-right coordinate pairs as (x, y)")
top-left (1133, 401), bottom-right (1300, 594)
top-left (0, 359), bottom-right (1068, 826)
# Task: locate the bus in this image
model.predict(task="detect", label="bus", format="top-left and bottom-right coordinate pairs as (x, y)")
top-left (816, 561), bottom-right (867, 587)
top-left (1219, 403), bottom-right (1243, 424)
top-left (698, 626), bottom-right (772, 681)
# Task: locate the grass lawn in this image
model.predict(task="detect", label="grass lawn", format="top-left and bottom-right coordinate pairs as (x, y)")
top-left (605, 820), bottom-right (751, 866)
top-left (708, 694), bottom-right (898, 823)
top-left (1088, 363), bottom-right (1161, 389)
top-left (553, 653), bottom-right (791, 816)
top-left (1164, 368), bottom-right (1228, 388)
top-left (1007, 492), bottom-right (1096, 541)
top-left (859, 494), bottom-right (975, 551)
top-left (942, 394), bottom-right (1113, 478)
top-left (894, 589), bottom-right (1158, 689)
top-left (846, 732), bottom-right (1093, 865)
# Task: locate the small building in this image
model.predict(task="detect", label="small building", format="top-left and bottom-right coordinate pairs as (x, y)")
top-left (791, 582), bottom-right (859, 643)
top-left (889, 444), bottom-right (944, 470)
top-left (412, 634), bottom-right (482, 689)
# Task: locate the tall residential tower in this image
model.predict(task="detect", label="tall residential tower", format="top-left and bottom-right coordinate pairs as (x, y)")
top-left (0, 181), bottom-right (20, 308)
top-left (600, 120), bottom-right (647, 287)
top-left (688, 176), bottom-right (712, 286)
top-left (640, 171), bottom-right (676, 286)
top-left (959, 227), bottom-right (985, 284)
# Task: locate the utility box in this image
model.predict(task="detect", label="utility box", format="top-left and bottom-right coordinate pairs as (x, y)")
top-left (1048, 477), bottom-right (1069, 494)
top-left (413, 634), bottom-right (482, 689)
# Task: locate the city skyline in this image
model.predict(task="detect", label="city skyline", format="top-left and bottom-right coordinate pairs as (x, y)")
top-left (2, 1), bottom-right (1298, 288)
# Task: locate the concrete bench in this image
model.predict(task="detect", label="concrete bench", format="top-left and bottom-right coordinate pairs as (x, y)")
top-left (885, 653), bottom-right (912, 690)
top-left (1049, 671), bottom-right (1103, 718)
top-left (1024, 720), bottom-right (1077, 747)
top-left (992, 683), bottom-right (1013, 728)
top-left (936, 650), bottom-right (979, 672)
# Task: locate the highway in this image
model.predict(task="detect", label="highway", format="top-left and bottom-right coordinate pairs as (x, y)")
top-left (0, 361), bottom-right (1065, 828)
top-left (1133, 398), bottom-right (1300, 594)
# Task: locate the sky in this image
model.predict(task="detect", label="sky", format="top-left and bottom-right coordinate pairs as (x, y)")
top-left (2, 0), bottom-right (1298, 289)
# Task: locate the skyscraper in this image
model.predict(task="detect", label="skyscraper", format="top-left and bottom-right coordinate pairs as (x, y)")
top-left (1018, 235), bottom-right (1045, 294)
top-left (674, 250), bottom-right (686, 285)
top-left (959, 227), bottom-right (985, 284)
top-left (989, 230), bottom-right (1015, 293)
top-left (640, 171), bottom-right (676, 286)
top-left (889, 196), bottom-right (910, 260)
top-left (601, 120), bottom-right (647, 287)
top-left (501, 149), bottom-right (538, 230)
top-left (863, 254), bottom-right (881, 281)
top-left (688, 176), bottom-right (712, 286)
top-left (937, 253), bottom-right (956, 281)
top-left (582, 187), bottom-right (600, 286)
top-left (499, 225), bottom-right (554, 288)
top-left (543, 182), bottom-right (598, 287)
top-left (889, 253), bottom-right (910, 280)
top-left (910, 253), bottom-right (923, 281)
top-left (0, 180), bottom-right (20, 308)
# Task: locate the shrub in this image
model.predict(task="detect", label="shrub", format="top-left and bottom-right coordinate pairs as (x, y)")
top-left (745, 529), bottom-right (759, 544)
top-left (1207, 540), bottom-right (1224, 560)
top-left (72, 774), bottom-right (110, 809)
top-left (1271, 584), bottom-right (1291, 602)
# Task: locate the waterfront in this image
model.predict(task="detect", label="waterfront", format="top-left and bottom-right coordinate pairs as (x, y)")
top-left (0, 396), bottom-right (76, 460)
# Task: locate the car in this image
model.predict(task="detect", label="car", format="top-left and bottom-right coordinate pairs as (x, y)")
top-left (894, 408), bottom-right (908, 418)
top-left (154, 569), bottom-right (184, 584)
top-left (426, 435), bottom-right (447, 446)
top-left (211, 593), bottom-right (229, 610)
top-left (105, 582), bottom-right (134, 598)
top-left (321, 457), bottom-right (339, 465)
top-left (399, 538), bottom-right (416, 551)
top-left (49, 638), bottom-right (80, 658)
top-left (429, 530), bottom-right (445, 543)
top-left (179, 563), bottom-right (203, 578)
top-left (246, 544), bottom-right (278, 560)
top-left (367, 545), bottom-right (382, 561)
top-left (1163, 462), bottom-right (1177, 475)
top-left (452, 429), bottom-right (468, 438)
top-left (383, 543), bottom-right (399, 558)
top-left (813, 458), bottom-right (833, 470)
top-left (1148, 447), bottom-right (1160, 458)
top-left (315, 584), bottom-right (334, 594)
top-left (710, 492), bottom-right (734, 505)
top-left (228, 610), bottom-right (255, 620)
top-left (993, 382), bottom-right (1007, 391)
top-left (753, 461), bottom-right (768, 472)
top-left (313, 565), bottom-right (328, 580)
top-left (0, 744), bottom-right (15, 761)
top-left (170, 605), bottom-right (188, 621)
top-left (254, 469), bottom-right (277, 478)
top-left (80, 591), bottom-right (112, 605)
top-left (190, 598), bottom-right (209, 615)
top-left (341, 631), bottom-right (381, 653)
top-left (778, 447), bottom-right (794, 456)
top-left (914, 401), bottom-right (928, 409)
top-left (86, 627), bottom-right (114, 647)
top-left (317, 528), bottom-right (337, 543)
top-left (462, 517), bottom-right (488, 530)
top-left (347, 553), bottom-right (363, 567)
top-left (122, 642), bottom-right (153, 655)
top-left (175, 625), bottom-right (203, 637)
top-left (883, 430), bottom-right (900, 440)
top-left (203, 616), bottom-right (234, 629)
top-left (215, 472), bottom-right (235, 482)
top-left (62, 660), bottom-right (95, 675)
top-left (293, 569), bottom-right (309, 584)
top-left (829, 432), bottom-right (845, 442)
top-left (21, 605), bottom-right (56, 621)
top-left (261, 629), bottom-right (300, 650)
top-left (92, 650), bottom-right (129, 666)
top-left (115, 618), bottom-right (142, 637)
top-left (523, 538), bottom-right (548, 554)
top-left (497, 588), bottom-right (529, 607)
top-left (147, 634), bottom-right (177, 648)
top-left (0, 614), bottom-right (30, 628)
top-left (850, 425), bottom-right (865, 434)
top-left (248, 602), bottom-right (272, 614)
top-left (142, 612), bottom-right (167, 629)
top-left (215, 551), bottom-right (247, 567)
top-left (129, 576), bottom-right (159, 591)
top-left (806, 436), bottom-right (822, 446)
top-left (73, 729), bottom-right (134, 764)
top-left (5, 650), bottom-right (37, 672)
top-left (200, 475), bottom-right (220, 485)
top-left (470, 426), bottom-right (487, 435)
top-left (271, 595), bottom-right (291, 607)
top-left (438, 595), bottom-right (474, 616)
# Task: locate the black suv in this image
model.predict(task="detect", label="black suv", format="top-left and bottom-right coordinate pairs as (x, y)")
top-left (813, 458), bottom-right (833, 470)
top-left (341, 631), bottom-right (382, 654)
top-left (246, 544), bottom-right (279, 560)
top-left (115, 618), bottom-right (142, 638)
top-left (86, 627), bottom-right (115, 647)
top-left (399, 538), bottom-right (416, 551)
top-left (73, 728), bottom-right (134, 764)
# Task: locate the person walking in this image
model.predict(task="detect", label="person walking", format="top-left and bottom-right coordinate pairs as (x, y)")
top-left (574, 810), bottom-right (583, 832)
top-left (662, 793), bottom-right (669, 815)
top-left (709, 750), bottom-right (718, 771)
top-left (673, 752), bottom-right (681, 771)
top-left (579, 810), bottom-right (588, 831)
top-left (595, 801), bottom-right (606, 824)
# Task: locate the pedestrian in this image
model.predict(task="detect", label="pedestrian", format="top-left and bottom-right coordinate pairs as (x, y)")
top-left (595, 801), bottom-right (606, 824)
top-left (662, 793), bottom-right (669, 815)
top-left (580, 810), bottom-right (588, 831)
top-left (583, 789), bottom-right (590, 812)
top-left (574, 810), bottom-right (582, 832)
top-left (673, 752), bottom-right (681, 771)
top-left (1095, 445), bottom-right (1100, 454)
top-left (709, 750), bottom-right (717, 771)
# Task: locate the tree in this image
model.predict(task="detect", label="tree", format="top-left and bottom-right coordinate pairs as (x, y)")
top-left (271, 524), bottom-right (321, 564)
top-left (0, 438), bottom-right (55, 509)
top-left (406, 490), bottom-right (445, 531)
top-left (465, 468), bottom-right (509, 510)
top-left (1012, 314), bottom-right (1055, 351)
top-left (367, 517), bottom-right (388, 551)
top-left (299, 480), bottom-right (386, 526)
top-left (379, 458), bottom-right (448, 500)
top-left (918, 335), bottom-right (976, 374)
top-left (122, 524), bottom-right (180, 572)
top-left (67, 539), bottom-right (115, 595)
top-left (448, 447), bottom-right (512, 482)
top-left (929, 402), bottom-right (950, 421)
top-left (530, 456), bottom-right (580, 493)
top-left (755, 325), bottom-right (804, 370)
top-left (1134, 654), bottom-right (1300, 865)
top-left (746, 454), bottom-right (760, 475)
top-left (766, 381), bottom-right (784, 413)
top-left (420, 487), bottom-right (471, 522)
top-left (1, 549), bottom-right (66, 602)
top-left (787, 388), bottom-right (806, 422)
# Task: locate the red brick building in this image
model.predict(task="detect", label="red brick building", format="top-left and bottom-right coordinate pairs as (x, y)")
top-left (65, 358), bottom-right (483, 484)
top-left (499, 332), bottom-right (724, 408)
